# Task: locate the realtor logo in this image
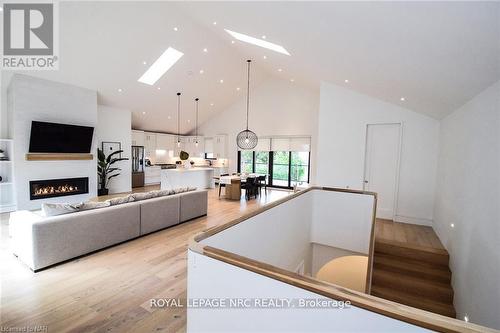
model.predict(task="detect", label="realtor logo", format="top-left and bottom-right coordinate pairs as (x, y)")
top-left (2, 2), bottom-right (59, 69)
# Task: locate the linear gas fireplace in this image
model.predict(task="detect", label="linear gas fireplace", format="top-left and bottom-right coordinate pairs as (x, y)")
top-left (29, 177), bottom-right (89, 200)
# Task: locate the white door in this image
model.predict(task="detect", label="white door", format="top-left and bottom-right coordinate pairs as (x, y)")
top-left (363, 123), bottom-right (401, 219)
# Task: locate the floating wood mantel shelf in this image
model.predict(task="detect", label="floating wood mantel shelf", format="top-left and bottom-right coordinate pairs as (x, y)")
top-left (26, 153), bottom-right (94, 161)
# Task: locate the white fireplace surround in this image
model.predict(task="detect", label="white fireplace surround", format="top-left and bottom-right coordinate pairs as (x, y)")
top-left (8, 74), bottom-right (98, 210)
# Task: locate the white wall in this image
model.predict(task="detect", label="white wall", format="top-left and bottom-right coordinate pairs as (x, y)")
top-left (199, 77), bottom-right (319, 180)
top-left (203, 191), bottom-right (314, 272)
top-left (433, 80), bottom-right (500, 329)
top-left (316, 82), bottom-right (440, 225)
top-left (96, 105), bottom-right (132, 194)
top-left (310, 190), bottom-right (375, 254)
top-left (8, 74), bottom-right (98, 210)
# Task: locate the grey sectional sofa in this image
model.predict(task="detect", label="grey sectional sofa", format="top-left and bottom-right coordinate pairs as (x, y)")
top-left (9, 189), bottom-right (208, 271)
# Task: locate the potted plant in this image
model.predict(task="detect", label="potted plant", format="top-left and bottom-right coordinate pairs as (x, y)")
top-left (97, 148), bottom-right (128, 196)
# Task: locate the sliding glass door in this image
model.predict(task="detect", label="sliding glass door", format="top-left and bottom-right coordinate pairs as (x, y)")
top-left (291, 151), bottom-right (310, 187)
top-left (271, 151), bottom-right (290, 187)
top-left (238, 150), bottom-right (310, 189)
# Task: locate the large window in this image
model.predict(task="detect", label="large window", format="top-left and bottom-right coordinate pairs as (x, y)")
top-left (238, 150), bottom-right (310, 188)
top-left (255, 151), bottom-right (269, 175)
top-left (271, 151), bottom-right (290, 187)
top-left (291, 151), bottom-right (310, 187)
top-left (240, 150), bottom-right (253, 173)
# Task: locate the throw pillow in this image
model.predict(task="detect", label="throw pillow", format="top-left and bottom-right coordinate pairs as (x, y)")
top-left (106, 195), bottom-right (133, 206)
top-left (75, 201), bottom-right (111, 211)
top-left (130, 192), bottom-right (154, 201)
top-left (172, 187), bottom-right (188, 194)
top-left (156, 189), bottom-right (172, 197)
top-left (41, 203), bottom-right (79, 217)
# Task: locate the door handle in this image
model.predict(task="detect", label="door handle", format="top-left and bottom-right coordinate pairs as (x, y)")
top-left (364, 180), bottom-right (369, 183)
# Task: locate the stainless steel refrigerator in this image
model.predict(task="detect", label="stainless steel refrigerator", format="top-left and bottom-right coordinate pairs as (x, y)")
top-left (131, 146), bottom-right (145, 187)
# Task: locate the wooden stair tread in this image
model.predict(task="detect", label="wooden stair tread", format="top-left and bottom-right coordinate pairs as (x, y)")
top-left (374, 253), bottom-right (451, 283)
top-left (372, 268), bottom-right (454, 303)
top-left (371, 285), bottom-right (456, 318)
top-left (375, 238), bottom-right (449, 256)
top-left (375, 239), bottom-right (449, 266)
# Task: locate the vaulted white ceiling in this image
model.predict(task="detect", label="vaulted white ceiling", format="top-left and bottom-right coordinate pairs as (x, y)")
top-left (3, 1), bottom-right (499, 132)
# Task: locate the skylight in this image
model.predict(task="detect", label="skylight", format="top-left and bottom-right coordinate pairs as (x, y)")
top-left (224, 29), bottom-right (290, 56)
top-left (138, 47), bottom-right (184, 85)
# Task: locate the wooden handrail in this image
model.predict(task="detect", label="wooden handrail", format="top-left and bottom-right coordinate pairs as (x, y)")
top-left (189, 186), bottom-right (498, 333)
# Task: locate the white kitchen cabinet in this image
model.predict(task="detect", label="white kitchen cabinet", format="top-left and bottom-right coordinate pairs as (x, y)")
top-left (131, 130), bottom-right (144, 146)
top-left (156, 134), bottom-right (176, 152)
top-left (144, 132), bottom-right (157, 160)
top-left (144, 166), bottom-right (161, 185)
top-left (182, 136), bottom-right (204, 158)
top-left (204, 137), bottom-right (214, 154)
top-left (213, 134), bottom-right (227, 159)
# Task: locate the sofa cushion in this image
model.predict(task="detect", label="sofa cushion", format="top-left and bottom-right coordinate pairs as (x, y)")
top-left (139, 195), bottom-right (180, 235)
top-left (179, 189), bottom-right (208, 222)
top-left (31, 202), bottom-right (141, 270)
top-left (41, 203), bottom-right (79, 217)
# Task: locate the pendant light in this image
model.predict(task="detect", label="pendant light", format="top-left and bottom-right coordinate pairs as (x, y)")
top-left (176, 92), bottom-right (181, 147)
top-left (236, 59), bottom-right (258, 149)
top-left (195, 98), bottom-right (199, 147)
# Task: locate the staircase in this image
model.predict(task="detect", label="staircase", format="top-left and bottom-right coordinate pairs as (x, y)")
top-left (371, 236), bottom-right (456, 318)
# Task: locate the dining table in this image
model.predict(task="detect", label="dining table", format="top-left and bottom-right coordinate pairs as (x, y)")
top-left (218, 173), bottom-right (261, 200)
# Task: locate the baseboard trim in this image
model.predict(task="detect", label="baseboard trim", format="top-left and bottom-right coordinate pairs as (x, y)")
top-left (394, 215), bottom-right (433, 226)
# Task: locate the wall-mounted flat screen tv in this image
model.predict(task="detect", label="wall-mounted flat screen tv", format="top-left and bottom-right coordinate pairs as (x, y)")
top-left (29, 121), bottom-right (94, 153)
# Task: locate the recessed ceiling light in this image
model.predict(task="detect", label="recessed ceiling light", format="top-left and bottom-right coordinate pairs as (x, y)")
top-left (263, 55), bottom-right (267, 60)
top-left (142, 111), bottom-right (146, 115)
top-left (400, 97), bottom-right (406, 101)
top-left (138, 47), bottom-right (184, 85)
top-left (231, 40), bottom-right (235, 44)
top-left (142, 61), bottom-right (147, 65)
top-left (277, 68), bottom-right (283, 72)
top-left (199, 69), bottom-right (204, 74)
top-left (118, 88), bottom-right (123, 92)
top-left (344, 79), bottom-right (349, 83)
top-left (262, 35), bottom-right (266, 39)
top-left (173, 27), bottom-right (178, 32)
top-left (450, 223), bottom-right (455, 228)
top-left (157, 87), bottom-right (161, 90)
top-left (290, 78), bottom-right (295, 82)
top-left (210, 103), bottom-right (214, 106)
top-left (236, 87), bottom-right (241, 91)
top-left (187, 119), bottom-right (191, 123)
top-left (168, 116), bottom-right (171, 119)
top-left (219, 79), bottom-right (224, 83)
top-left (203, 48), bottom-right (208, 53)
top-left (213, 21), bottom-right (217, 25)
top-left (224, 29), bottom-right (290, 56)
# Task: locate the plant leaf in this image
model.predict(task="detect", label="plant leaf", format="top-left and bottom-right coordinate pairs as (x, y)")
top-left (97, 148), bottom-right (106, 162)
top-left (106, 150), bottom-right (124, 163)
top-left (108, 157), bottom-right (128, 165)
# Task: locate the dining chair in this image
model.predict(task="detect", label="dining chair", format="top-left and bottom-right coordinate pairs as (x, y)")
top-left (219, 173), bottom-right (229, 197)
top-left (242, 177), bottom-right (258, 200)
top-left (256, 175), bottom-right (267, 196)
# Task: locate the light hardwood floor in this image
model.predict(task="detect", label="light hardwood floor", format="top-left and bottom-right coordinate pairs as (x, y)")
top-left (0, 187), bottom-right (292, 333)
